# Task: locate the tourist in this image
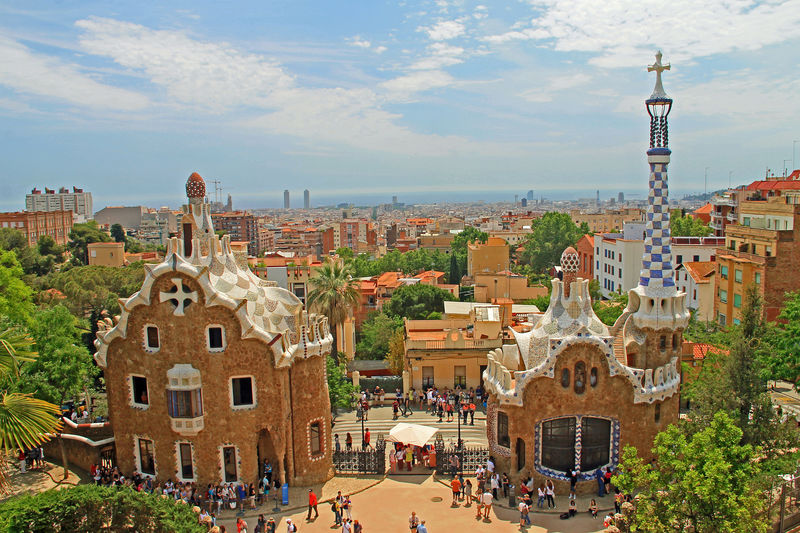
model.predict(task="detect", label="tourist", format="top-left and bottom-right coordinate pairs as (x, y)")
top-left (396, 446), bottom-right (405, 470)
top-left (464, 479), bottom-right (473, 505)
top-left (589, 498), bottom-right (598, 518)
top-left (346, 432), bottom-right (353, 451)
top-left (604, 467), bottom-right (614, 494)
top-left (490, 472), bottom-right (500, 500)
top-left (342, 493), bottom-right (352, 520)
top-left (417, 520), bottom-right (428, 533)
top-left (332, 491), bottom-right (342, 526)
top-left (285, 518), bottom-right (297, 532)
top-left (264, 461), bottom-right (273, 484)
top-left (405, 445), bottom-right (414, 471)
top-left (486, 457), bottom-right (495, 475)
top-left (568, 468), bottom-right (579, 500)
top-left (390, 447), bottom-right (397, 472)
top-left (448, 454), bottom-right (459, 477)
top-left (596, 466), bottom-right (606, 496)
top-left (335, 434), bottom-right (341, 452)
top-left (603, 513), bottom-right (615, 527)
top-left (614, 488), bottom-right (623, 514)
top-left (568, 499), bottom-right (577, 517)
top-left (393, 399), bottom-right (400, 420)
top-left (469, 402), bottom-right (476, 425)
top-left (537, 485), bottom-right (545, 508)
top-left (341, 517), bottom-right (352, 533)
top-left (236, 517), bottom-right (248, 533)
top-left (363, 428), bottom-right (372, 450)
top-left (307, 489), bottom-right (319, 520)
top-left (353, 519), bottom-right (363, 533)
top-left (481, 489), bottom-right (493, 519)
top-left (265, 517), bottom-right (276, 533)
top-left (545, 479), bottom-right (555, 509)
top-left (502, 472), bottom-right (510, 498)
top-left (405, 390), bottom-right (414, 415)
top-left (458, 473), bottom-right (465, 500)
top-left (255, 515), bottom-right (266, 533)
top-left (445, 402), bottom-right (453, 422)
top-left (450, 475), bottom-right (461, 506)
top-left (409, 510), bottom-right (420, 531)
top-left (519, 498), bottom-right (531, 526)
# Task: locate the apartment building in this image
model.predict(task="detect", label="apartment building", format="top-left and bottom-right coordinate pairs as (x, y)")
top-left (0, 210), bottom-right (73, 247)
top-left (570, 208), bottom-right (642, 233)
top-left (26, 186), bottom-right (93, 222)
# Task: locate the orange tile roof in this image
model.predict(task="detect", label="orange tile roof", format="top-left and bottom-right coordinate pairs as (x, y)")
top-left (693, 203), bottom-right (713, 215)
top-left (692, 343), bottom-right (728, 360)
top-left (680, 261), bottom-right (716, 284)
top-left (377, 271), bottom-right (402, 288)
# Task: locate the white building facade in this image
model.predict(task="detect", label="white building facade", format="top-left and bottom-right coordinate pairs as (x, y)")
top-left (26, 187), bottom-right (93, 223)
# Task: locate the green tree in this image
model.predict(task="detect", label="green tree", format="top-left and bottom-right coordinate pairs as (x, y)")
top-left (670, 209), bottom-right (713, 237)
top-left (110, 223), bottom-right (126, 243)
top-left (0, 484), bottom-right (206, 532)
top-left (0, 250), bottom-right (35, 326)
top-left (613, 412), bottom-right (767, 533)
top-left (386, 329), bottom-right (405, 375)
top-left (449, 253), bottom-right (461, 285)
top-left (355, 313), bottom-right (403, 360)
top-left (384, 283), bottom-right (456, 320)
top-left (15, 306), bottom-right (98, 478)
top-left (335, 247), bottom-right (354, 261)
top-left (766, 290), bottom-right (800, 388)
top-left (450, 226), bottom-right (489, 257)
top-left (67, 221), bottom-right (111, 265)
top-left (593, 291), bottom-right (628, 326)
top-left (0, 326), bottom-right (63, 487)
top-left (307, 261), bottom-right (360, 361)
top-left (518, 213), bottom-right (588, 272)
top-left (0, 229), bottom-right (62, 277)
top-left (326, 355), bottom-right (355, 412)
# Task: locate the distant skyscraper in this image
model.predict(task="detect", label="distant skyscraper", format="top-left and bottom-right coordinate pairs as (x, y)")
top-left (618, 192), bottom-right (625, 204)
top-left (304, 189), bottom-right (310, 209)
top-left (596, 190), bottom-right (600, 205)
top-left (514, 194), bottom-right (519, 205)
top-left (526, 190), bottom-right (534, 201)
top-left (284, 189), bottom-right (290, 209)
top-left (392, 195), bottom-right (398, 204)
top-left (521, 198), bottom-right (528, 207)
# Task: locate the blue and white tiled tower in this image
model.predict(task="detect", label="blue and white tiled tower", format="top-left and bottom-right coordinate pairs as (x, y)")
top-left (628, 52), bottom-right (689, 333)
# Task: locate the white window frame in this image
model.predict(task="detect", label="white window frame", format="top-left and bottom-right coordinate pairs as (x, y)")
top-left (219, 444), bottom-right (240, 483)
top-left (143, 324), bottom-right (160, 353)
top-left (206, 324), bottom-right (226, 352)
top-left (134, 436), bottom-right (156, 478)
top-left (129, 374), bottom-right (150, 410)
top-left (175, 441), bottom-right (196, 482)
top-left (229, 375), bottom-right (257, 410)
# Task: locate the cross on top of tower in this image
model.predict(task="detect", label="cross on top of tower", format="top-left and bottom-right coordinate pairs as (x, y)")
top-left (647, 51), bottom-right (671, 100)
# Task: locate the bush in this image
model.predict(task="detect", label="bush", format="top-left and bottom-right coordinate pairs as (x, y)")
top-left (357, 376), bottom-right (403, 394)
top-left (0, 484), bottom-right (205, 533)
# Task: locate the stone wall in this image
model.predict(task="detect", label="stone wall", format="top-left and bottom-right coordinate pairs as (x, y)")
top-left (489, 341), bottom-right (678, 495)
top-left (105, 272), bottom-right (332, 487)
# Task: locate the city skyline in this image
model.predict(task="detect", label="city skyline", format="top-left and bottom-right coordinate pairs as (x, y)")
top-left (1, 1), bottom-right (799, 211)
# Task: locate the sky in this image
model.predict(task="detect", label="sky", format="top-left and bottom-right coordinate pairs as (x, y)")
top-left (1, 0), bottom-right (800, 210)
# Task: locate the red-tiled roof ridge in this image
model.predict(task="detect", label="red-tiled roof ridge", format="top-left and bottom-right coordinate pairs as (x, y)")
top-left (680, 261), bottom-right (716, 283)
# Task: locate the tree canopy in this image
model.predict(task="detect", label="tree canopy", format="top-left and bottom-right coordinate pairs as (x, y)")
top-left (763, 290), bottom-right (800, 388)
top-left (0, 484), bottom-right (205, 532)
top-left (0, 250), bottom-right (35, 326)
top-left (67, 221), bottom-right (111, 265)
top-left (0, 229), bottom-right (64, 278)
top-left (384, 283), bottom-right (456, 320)
top-left (348, 249), bottom-right (450, 279)
top-left (670, 209), bottom-right (713, 237)
top-left (326, 355), bottom-right (355, 411)
top-left (613, 411), bottom-right (767, 533)
top-left (355, 313), bottom-right (403, 360)
top-left (517, 213), bottom-right (588, 272)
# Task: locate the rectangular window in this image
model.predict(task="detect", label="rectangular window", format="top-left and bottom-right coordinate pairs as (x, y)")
top-left (208, 327), bottom-right (224, 350)
top-left (618, 253), bottom-right (622, 262)
top-left (292, 283), bottom-right (306, 303)
top-left (733, 318), bottom-right (741, 325)
top-left (145, 326), bottom-right (159, 349)
top-left (222, 446), bottom-right (237, 483)
top-left (755, 272), bottom-right (762, 284)
top-left (231, 377), bottom-right (254, 406)
top-left (497, 411), bottom-right (510, 448)
top-left (422, 366), bottom-right (434, 388)
top-left (743, 217), bottom-right (750, 226)
top-left (132, 376), bottom-right (149, 406)
top-left (179, 443), bottom-right (194, 479)
top-left (734, 294), bottom-right (742, 308)
top-left (720, 290), bottom-right (728, 303)
top-left (719, 313), bottom-right (727, 326)
top-left (676, 255), bottom-right (683, 265)
top-left (720, 265), bottom-right (728, 279)
top-left (167, 389), bottom-right (203, 418)
top-left (310, 422), bottom-right (322, 455)
top-left (138, 438), bottom-right (155, 475)
top-left (580, 417), bottom-right (611, 471)
top-left (454, 366), bottom-right (466, 388)
top-left (765, 246), bottom-right (772, 257)
top-left (734, 269), bottom-right (742, 283)
top-left (541, 417), bottom-right (576, 473)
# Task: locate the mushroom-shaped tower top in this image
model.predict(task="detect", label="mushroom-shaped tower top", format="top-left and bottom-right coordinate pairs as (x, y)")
top-left (560, 246), bottom-right (579, 273)
top-left (186, 172), bottom-right (206, 199)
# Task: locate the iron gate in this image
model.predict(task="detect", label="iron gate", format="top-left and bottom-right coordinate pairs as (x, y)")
top-left (434, 434), bottom-right (489, 475)
top-left (333, 434), bottom-right (385, 474)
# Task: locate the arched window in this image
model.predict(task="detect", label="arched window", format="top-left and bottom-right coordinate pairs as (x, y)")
top-left (659, 335), bottom-right (667, 351)
top-left (590, 367), bottom-right (598, 387)
top-left (516, 438), bottom-right (526, 471)
top-left (561, 368), bottom-right (570, 388)
top-left (541, 418), bottom-right (575, 473)
top-left (574, 362), bottom-right (586, 394)
top-left (580, 417), bottom-right (611, 471)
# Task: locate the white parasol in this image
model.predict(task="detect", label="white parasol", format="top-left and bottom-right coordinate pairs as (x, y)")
top-left (385, 423), bottom-right (439, 447)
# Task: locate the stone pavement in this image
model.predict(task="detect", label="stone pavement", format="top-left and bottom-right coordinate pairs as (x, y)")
top-left (0, 459), bottom-right (86, 503)
top-left (219, 474), bottom-right (608, 533)
top-left (770, 380), bottom-right (800, 420)
top-left (331, 402), bottom-right (488, 447)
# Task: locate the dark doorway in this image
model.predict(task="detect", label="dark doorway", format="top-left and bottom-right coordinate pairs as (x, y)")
top-left (257, 428), bottom-right (279, 482)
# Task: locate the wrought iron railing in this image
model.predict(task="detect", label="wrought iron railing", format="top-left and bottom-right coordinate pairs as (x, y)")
top-left (332, 434), bottom-right (385, 474)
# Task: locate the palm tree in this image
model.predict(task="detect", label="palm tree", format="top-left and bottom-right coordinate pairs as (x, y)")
top-left (307, 260), bottom-right (360, 361)
top-left (0, 326), bottom-right (62, 489)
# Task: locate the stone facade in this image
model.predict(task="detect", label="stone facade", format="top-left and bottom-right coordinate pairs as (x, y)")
top-left (95, 173), bottom-right (334, 487)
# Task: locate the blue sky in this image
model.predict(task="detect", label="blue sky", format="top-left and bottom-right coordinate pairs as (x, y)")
top-left (1, 0), bottom-right (800, 210)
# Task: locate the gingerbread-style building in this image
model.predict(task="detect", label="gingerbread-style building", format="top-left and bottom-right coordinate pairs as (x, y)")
top-left (482, 53), bottom-right (688, 492)
top-left (95, 173), bottom-right (334, 487)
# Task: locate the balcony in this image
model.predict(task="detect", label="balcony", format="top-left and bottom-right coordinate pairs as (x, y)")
top-left (406, 336), bottom-right (504, 351)
top-left (715, 247), bottom-right (775, 267)
top-left (726, 212), bottom-right (738, 223)
top-left (711, 196), bottom-right (736, 207)
top-left (709, 220), bottom-right (723, 231)
top-left (170, 416), bottom-right (205, 436)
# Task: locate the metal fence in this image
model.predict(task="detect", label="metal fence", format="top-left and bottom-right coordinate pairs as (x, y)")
top-left (434, 434), bottom-right (489, 476)
top-left (332, 434), bottom-right (386, 475)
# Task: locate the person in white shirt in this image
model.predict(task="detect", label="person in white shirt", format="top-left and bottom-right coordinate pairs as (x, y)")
top-left (486, 458), bottom-right (495, 474)
top-left (480, 490), bottom-right (493, 518)
top-left (518, 499), bottom-right (531, 526)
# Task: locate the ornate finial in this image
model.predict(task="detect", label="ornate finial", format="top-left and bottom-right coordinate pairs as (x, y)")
top-left (647, 50), bottom-right (671, 100)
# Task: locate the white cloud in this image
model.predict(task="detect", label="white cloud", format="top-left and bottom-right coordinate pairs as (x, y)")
top-left (347, 36), bottom-right (371, 49)
top-left (409, 43), bottom-right (465, 70)
top-left (519, 73), bottom-right (592, 103)
top-left (483, 0), bottom-right (800, 67)
top-left (381, 70), bottom-right (455, 97)
top-left (0, 35), bottom-right (149, 111)
top-left (374, 46), bottom-right (388, 54)
top-left (421, 20), bottom-right (466, 40)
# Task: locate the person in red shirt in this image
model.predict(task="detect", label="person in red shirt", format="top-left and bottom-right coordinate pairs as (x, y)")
top-left (307, 489), bottom-right (319, 520)
top-left (451, 477), bottom-right (462, 506)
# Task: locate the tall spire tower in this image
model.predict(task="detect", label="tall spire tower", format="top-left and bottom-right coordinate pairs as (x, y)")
top-left (629, 52), bottom-right (689, 334)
